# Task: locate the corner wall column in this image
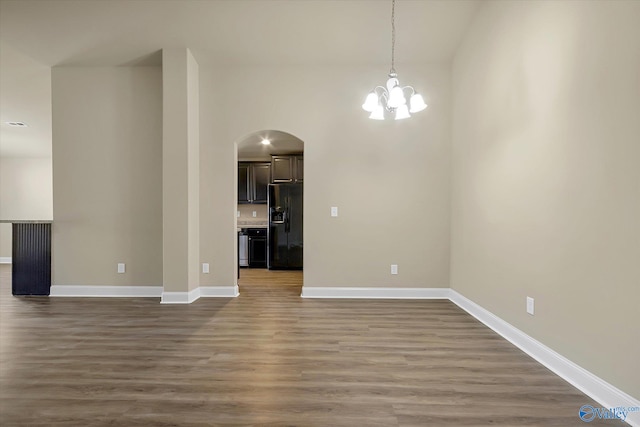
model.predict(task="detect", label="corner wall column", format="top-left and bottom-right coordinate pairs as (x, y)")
top-left (162, 48), bottom-right (200, 303)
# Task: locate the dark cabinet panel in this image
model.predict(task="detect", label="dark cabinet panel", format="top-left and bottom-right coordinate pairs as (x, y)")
top-left (238, 163), bottom-right (251, 204)
top-left (247, 228), bottom-right (267, 268)
top-left (271, 156), bottom-right (294, 183)
top-left (248, 236), bottom-right (267, 267)
top-left (271, 155), bottom-right (303, 183)
top-left (238, 162), bottom-right (271, 204)
top-left (252, 163), bottom-right (271, 203)
top-left (294, 156), bottom-right (304, 183)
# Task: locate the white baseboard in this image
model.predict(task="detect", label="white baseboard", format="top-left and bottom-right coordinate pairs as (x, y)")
top-left (300, 286), bottom-right (450, 299)
top-left (48, 284), bottom-right (238, 302)
top-left (199, 285), bottom-right (239, 298)
top-left (161, 285), bottom-right (239, 304)
top-left (161, 288), bottom-right (200, 304)
top-left (50, 285), bottom-right (163, 297)
top-left (0, 257), bottom-right (11, 264)
top-left (449, 290), bottom-right (640, 426)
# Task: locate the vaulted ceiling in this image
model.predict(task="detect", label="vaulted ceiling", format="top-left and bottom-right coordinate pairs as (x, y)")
top-left (0, 0), bottom-right (482, 157)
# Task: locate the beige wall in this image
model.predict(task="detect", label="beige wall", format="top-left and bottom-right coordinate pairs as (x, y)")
top-left (48, 63), bottom-right (450, 290)
top-left (0, 44), bottom-right (52, 158)
top-left (451, 0), bottom-right (640, 398)
top-left (199, 64), bottom-right (451, 289)
top-left (0, 157), bottom-right (53, 257)
top-left (51, 66), bottom-right (163, 286)
top-left (0, 224), bottom-right (10, 258)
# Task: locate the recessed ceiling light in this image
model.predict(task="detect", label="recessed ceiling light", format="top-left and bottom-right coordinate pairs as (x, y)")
top-left (6, 122), bottom-right (28, 127)
top-left (261, 138), bottom-right (271, 145)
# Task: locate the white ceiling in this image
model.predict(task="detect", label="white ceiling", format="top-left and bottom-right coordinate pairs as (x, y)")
top-left (0, 0), bottom-right (481, 157)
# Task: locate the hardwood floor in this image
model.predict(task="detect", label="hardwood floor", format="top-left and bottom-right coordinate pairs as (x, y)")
top-left (0, 265), bottom-right (607, 426)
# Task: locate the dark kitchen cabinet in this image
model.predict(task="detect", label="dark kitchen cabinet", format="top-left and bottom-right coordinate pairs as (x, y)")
top-left (247, 228), bottom-right (267, 268)
top-left (238, 163), bottom-right (250, 203)
top-left (271, 155), bottom-right (303, 183)
top-left (238, 162), bottom-right (271, 204)
top-left (252, 163), bottom-right (270, 203)
top-left (295, 156), bottom-right (304, 183)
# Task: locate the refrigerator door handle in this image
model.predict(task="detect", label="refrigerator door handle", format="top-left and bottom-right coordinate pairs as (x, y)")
top-left (285, 196), bottom-right (290, 233)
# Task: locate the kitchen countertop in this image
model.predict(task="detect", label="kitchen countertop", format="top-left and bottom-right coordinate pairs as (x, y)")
top-left (237, 221), bottom-right (267, 227)
top-left (0, 220), bottom-right (53, 223)
top-left (237, 222), bottom-right (267, 232)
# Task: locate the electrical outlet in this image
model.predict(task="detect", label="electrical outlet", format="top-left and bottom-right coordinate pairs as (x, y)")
top-left (391, 264), bottom-right (398, 275)
top-left (527, 297), bottom-right (535, 315)
top-left (237, 211), bottom-right (240, 218)
top-left (117, 263), bottom-right (125, 273)
top-left (331, 207), bottom-right (338, 217)
top-left (202, 263), bottom-right (210, 274)
top-left (252, 211), bottom-right (257, 218)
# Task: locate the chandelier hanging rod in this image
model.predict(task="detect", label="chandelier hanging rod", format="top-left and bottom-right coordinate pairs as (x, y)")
top-left (390, 0), bottom-right (396, 75)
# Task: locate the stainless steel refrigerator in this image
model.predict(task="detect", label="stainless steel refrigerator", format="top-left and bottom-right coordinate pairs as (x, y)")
top-left (268, 184), bottom-right (303, 269)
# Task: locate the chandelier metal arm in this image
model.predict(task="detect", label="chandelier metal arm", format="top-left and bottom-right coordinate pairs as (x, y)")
top-left (401, 86), bottom-right (416, 96)
top-left (370, 86), bottom-right (391, 111)
top-left (373, 86), bottom-right (387, 95)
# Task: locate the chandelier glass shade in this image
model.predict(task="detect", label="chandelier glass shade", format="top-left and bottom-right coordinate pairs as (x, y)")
top-left (362, 0), bottom-right (427, 120)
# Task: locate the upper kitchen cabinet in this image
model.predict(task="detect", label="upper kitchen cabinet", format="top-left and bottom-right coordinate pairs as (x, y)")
top-left (252, 163), bottom-right (271, 203)
top-left (271, 155), bottom-right (303, 183)
top-left (238, 162), bottom-right (271, 204)
top-left (295, 156), bottom-right (304, 183)
top-left (238, 163), bottom-right (250, 203)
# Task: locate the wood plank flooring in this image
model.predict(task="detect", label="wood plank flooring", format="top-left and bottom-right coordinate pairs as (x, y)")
top-left (0, 265), bottom-right (607, 426)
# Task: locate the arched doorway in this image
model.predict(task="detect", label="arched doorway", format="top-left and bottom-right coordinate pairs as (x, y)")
top-left (235, 130), bottom-right (304, 294)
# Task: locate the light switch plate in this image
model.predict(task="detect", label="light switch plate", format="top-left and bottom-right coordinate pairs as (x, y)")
top-left (202, 263), bottom-right (210, 274)
top-left (526, 297), bottom-right (535, 315)
top-left (117, 263), bottom-right (125, 273)
top-left (237, 211), bottom-right (240, 218)
top-left (331, 207), bottom-right (338, 217)
top-left (391, 264), bottom-right (398, 275)
top-left (252, 211), bottom-right (257, 218)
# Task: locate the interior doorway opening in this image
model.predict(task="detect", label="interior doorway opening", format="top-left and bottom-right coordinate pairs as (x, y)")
top-left (235, 130), bottom-right (304, 292)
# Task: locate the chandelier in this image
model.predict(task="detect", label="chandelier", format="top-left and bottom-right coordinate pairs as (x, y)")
top-left (362, 0), bottom-right (427, 120)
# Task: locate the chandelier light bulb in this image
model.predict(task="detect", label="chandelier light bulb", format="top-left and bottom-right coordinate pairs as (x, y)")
top-left (395, 104), bottom-right (410, 120)
top-left (409, 93), bottom-right (427, 113)
top-left (387, 85), bottom-right (406, 108)
top-left (369, 103), bottom-right (385, 120)
top-left (362, 92), bottom-right (379, 112)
